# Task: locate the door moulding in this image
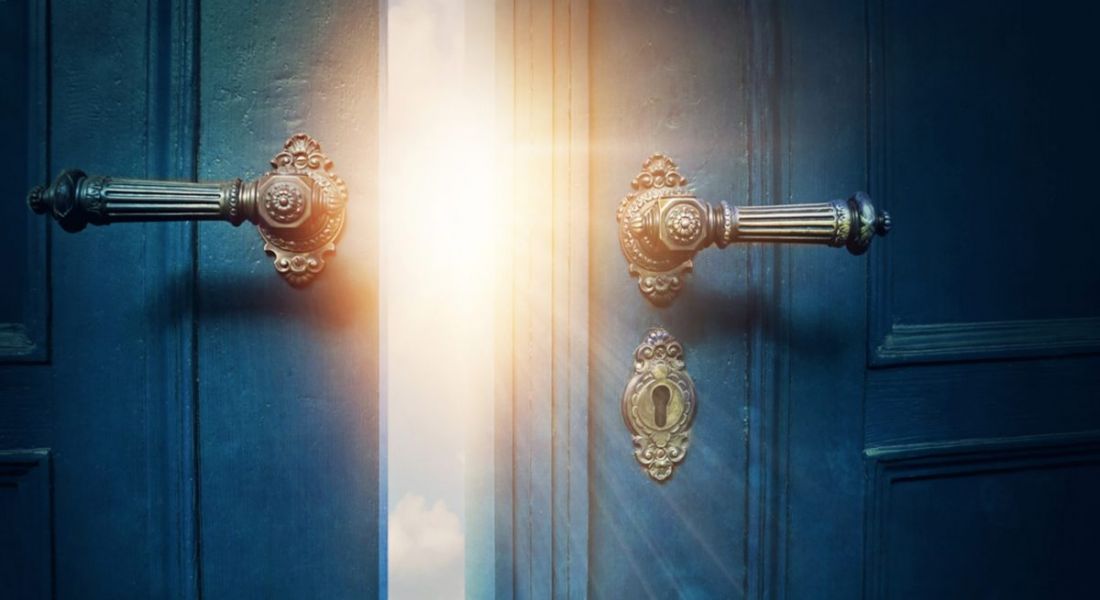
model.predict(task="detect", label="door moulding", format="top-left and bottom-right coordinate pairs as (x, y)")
top-left (0, 449), bottom-right (53, 599)
top-left (494, 0), bottom-right (590, 597)
top-left (863, 431), bottom-right (1100, 597)
top-left (1, 0), bottom-right (49, 363)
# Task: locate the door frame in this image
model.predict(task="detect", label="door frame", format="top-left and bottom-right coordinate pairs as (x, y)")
top-left (491, 0), bottom-right (591, 596)
top-left (490, 1), bottom-right (794, 597)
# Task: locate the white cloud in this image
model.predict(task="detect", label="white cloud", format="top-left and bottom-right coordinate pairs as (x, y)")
top-left (389, 493), bottom-right (465, 599)
top-left (385, 1), bottom-right (472, 596)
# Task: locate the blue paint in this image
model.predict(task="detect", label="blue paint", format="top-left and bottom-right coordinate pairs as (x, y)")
top-left (581, 0), bottom-right (1100, 598)
top-left (0, 450), bottom-right (52, 598)
top-left (0, 0), bottom-right (48, 362)
top-left (589, 2), bottom-right (751, 597)
top-left (3, 0), bottom-right (1099, 597)
top-left (0, 0), bottom-right (380, 597)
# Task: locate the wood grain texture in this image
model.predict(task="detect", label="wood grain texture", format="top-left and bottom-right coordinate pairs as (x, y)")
top-left (865, 432), bottom-right (1100, 598)
top-left (499, 0), bottom-right (590, 597)
top-left (0, 0), bottom-right (49, 362)
top-left (778, 1), bottom-right (870, 596)
top-left (743, 1), bottom-right (787, 597)
top-left (781, 1), bottom-right (1100, 597)
top-left (196, 0), bottom-right (380, 596)
top-left (2, 0), bottom-right (379, 596)
top-left (866, 355), bottom-right (1100, 447)
top-left (143, 1), bottom-right (201, 596)
top-left (0, 0), bottom-right (202, 596)
top-left (0, 449), bottom-right (52, 600)
top-left (588, 1), bottom-right (751, 597)
top-left (873, 318), bottom-right (1100, 365)
top-left (867, 0), bottom-right (1100, 366)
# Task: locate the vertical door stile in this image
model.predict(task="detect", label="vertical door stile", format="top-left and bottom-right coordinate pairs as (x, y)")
top-left (501, 0), bottom-right (591, 597)
top-left (143, 0), bottom-right (201, 596)
top-left (744, 1), bottom-right (788, 598)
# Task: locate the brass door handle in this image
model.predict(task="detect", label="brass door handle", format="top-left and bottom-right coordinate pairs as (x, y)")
top-left (27, 134), bottom-right (347, 286)
top-left (619, 154), bottom-right (891, 306)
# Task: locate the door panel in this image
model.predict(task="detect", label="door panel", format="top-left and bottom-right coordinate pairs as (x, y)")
top-left (589, 2), bottom-right (752, 597)
top-left (577, 0), bottom-right (1100, 598)
top-left (196, 1), bottom-right (380, 596)
top-left (869, 0), bottom-right (1100, 364)
top-left (0, 0), bottom-right (47, 362)
top-left (0, 0), bottom-right (195, 596)
top-left (0, 0), bottom-right (380, 597)
top-left (783, 0), bottom-right (1100, 598)
top-left (866, 435), bottom-right (1100, 598)
top-left (0, 450), bottom-right (51, 599)
top-left (779, 2), bottom-right (883, 597)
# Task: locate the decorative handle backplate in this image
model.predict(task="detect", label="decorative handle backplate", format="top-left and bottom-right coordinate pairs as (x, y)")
top-left (27, 133), bottom-right (347, 286)
top-left (618, 154), bottom-right (891, 306)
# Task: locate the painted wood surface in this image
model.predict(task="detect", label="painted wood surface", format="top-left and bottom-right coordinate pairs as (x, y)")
top-left (494, 0), bottom-right (592, 598)
top-left (0, 1), bottom-right (200, 596)
top-left (0, 0), bottom-right (380, 597)
top-left (575, 0), bottom-right (1100, 598)
top-left (196, 0), bottom-right (380, 596)
top-left (588, 2), bottom-right (752, 597)
top-left (0, 0), bottom-right (47, 362)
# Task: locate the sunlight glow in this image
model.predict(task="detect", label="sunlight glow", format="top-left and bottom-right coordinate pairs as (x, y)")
top-left (383, 0), bottom-right (496, 598)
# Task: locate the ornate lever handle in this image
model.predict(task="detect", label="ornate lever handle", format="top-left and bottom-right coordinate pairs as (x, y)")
top-left (27, 134), bottom-right (347, 286)
top-left (618, 154), bottom-right (891, 306)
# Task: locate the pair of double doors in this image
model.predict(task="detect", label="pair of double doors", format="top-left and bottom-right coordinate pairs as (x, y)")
top-left (2, 0), bottom-right (1098, 598)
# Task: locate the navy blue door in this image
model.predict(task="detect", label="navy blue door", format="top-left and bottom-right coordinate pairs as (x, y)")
top-left (0, 0), bottom-right (380, 597)
top-left (587, 1), bottom-right (1100, 598)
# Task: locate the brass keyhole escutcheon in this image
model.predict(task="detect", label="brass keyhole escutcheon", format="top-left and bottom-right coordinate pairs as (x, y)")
top-left (622, 328), bottom-right (697, 482)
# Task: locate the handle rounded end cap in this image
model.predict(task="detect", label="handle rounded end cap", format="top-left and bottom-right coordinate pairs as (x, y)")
top-left (27, 186), bottom-right (47, 214)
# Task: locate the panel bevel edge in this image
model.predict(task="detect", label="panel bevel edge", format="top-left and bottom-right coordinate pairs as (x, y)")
top-left (870, 318), bottom-right (1100, 366)
top-left (0, 447), bottom-right (51, 471)
top-left (861, 430), bottom-right (1100, 595)
top-left (861, 3), bottom-right (887, 598)
top-left (1, 0), bottom-right (51, 364)
top-left (744, 0), bottom-right (787, 598)
top-left (0, 448), bottom-right (54, 600)
top-left (503, 0), bottom-right (591, 596)
top-left (143, 0), bottom-right (201, 598)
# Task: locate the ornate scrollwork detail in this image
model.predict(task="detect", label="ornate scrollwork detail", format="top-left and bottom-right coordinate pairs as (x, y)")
top-left (827, 200), bottom-right (849, 247)
top-left (622, 327), bottom-right (697, 482)
top-left (666, 203), bottom-right (703, 245)
top-left (618, 155), bottom-right (700, 307)
top-left (272, 132), bottom-right (329, 173)
top-left (632, 154), bottom-right (686, 191)
top-left (264, 183), bottom-right (306, 223)
top-left (635, 270), bottom-right (688, 307)
top-left (257, 133), bottom-right (348, 286)
top-left (84, 176), bottom-right (107, 200)
top-left (618, 153), bottom-right (892, 306)
top-left (28, 133), bottom-right (349, 285)
top-left (847, 191), bottom-right (890, 255)
top-left (83, 176), bottom-right (109, 218)
top-left (272, 253), bottom-right (325, 287)
top-left (226, 179), bottom-right (243, 223)
top-left (714, 201), bottom-right (735, 248)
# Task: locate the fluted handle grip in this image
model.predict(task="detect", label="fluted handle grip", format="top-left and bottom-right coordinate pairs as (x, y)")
top-left (28, 170), bottom-right (247, 232)
top-left (27, 134), bottom-right (348, 286)
top-left (724, 193), bottom-right (891, 255)
top-left (618, 154), bottom-right (892, 306)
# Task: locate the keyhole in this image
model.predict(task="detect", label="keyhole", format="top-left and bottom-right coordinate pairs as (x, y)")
top-left (652, 384), bottom-right (670, 427)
